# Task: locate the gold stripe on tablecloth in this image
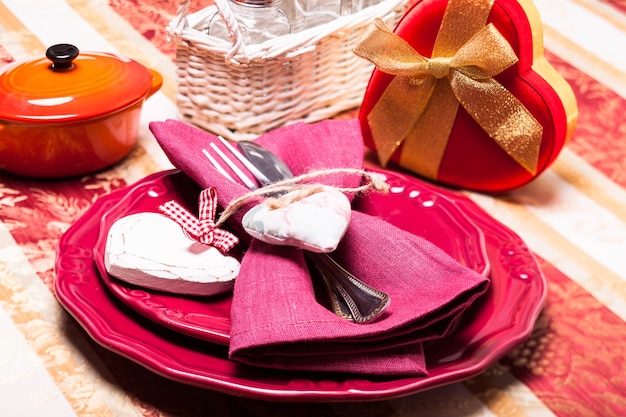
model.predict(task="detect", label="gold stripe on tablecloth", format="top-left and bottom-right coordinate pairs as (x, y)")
top-left (65, 0), bottom-right (178, 102)
top-left (0, 229), bottom-right (119, 417)
top-left (0, 1), bottom-right (44, 56)
top-left (570, 0), bottom-right (626, 33)
top-left (468, 188), bottom-right (626, 320)
top-left (541, 18), bottom-right (626, 99)
top-left (553, 150), bottom-right (626, 225)
top-left (464, 372), bottom-right (533, 417)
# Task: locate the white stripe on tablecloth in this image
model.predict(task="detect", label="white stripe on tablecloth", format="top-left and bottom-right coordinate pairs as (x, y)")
top-left (0, 305), bottom-right (78, 417)
top-left (534, 0), bottom-right (626, 73)
top-left (534, 0), bottom-right (626, 99)
top-left (0, 221), bottom-right (141, 416)
top-left (468, 168), bottom-right (626, 321)
top-left (2, 0), bottom-right (118, 53)
top-left (552, 149), bottom-right (626, 226)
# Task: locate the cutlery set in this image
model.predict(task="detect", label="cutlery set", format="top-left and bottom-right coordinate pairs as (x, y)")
top-left (203, 137), bottom-right (390, 323)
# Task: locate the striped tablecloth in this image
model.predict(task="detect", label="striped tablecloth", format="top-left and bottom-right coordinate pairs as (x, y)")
top-left (1, 0), bottom-right (625, 416)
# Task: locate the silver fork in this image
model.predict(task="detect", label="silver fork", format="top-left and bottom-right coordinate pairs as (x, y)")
top-left (203, 138), bottom-right (390, 323)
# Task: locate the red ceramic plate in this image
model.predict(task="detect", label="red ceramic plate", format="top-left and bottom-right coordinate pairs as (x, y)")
top-left (55, 169), bottom-right (546, 401)
top-left (92, 168), bottom-right (490, 344)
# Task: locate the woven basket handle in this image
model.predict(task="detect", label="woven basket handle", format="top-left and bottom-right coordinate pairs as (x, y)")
top-left (170, 0), bottom-right (247, 59)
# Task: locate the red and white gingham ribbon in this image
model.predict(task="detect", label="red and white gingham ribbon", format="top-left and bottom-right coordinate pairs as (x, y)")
top-left (158, 187), bottom-right (239, 253)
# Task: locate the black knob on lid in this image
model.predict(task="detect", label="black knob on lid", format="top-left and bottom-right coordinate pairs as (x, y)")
top-left (46, 44), bottom-right (79, 71)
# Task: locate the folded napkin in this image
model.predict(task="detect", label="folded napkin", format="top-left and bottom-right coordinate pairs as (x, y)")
top-left (150, 119), bottom-right (490, 376)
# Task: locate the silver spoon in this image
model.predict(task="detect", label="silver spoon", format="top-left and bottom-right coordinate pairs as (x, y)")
top-left (235, 140), bottom-right (390, 323)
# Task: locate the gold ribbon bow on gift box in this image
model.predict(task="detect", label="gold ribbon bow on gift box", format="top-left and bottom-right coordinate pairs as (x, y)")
top-left (354, 0), bottom-right (543, 180)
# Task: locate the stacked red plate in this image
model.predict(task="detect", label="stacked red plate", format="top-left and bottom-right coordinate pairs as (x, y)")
top-left (55, 167), bottom-right (545, 401)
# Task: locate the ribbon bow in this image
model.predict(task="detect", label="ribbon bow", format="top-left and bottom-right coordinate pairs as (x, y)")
top-left (354, 17), bottom-right (543, 179)
top-left (159, 187), bottom-right (239, 253)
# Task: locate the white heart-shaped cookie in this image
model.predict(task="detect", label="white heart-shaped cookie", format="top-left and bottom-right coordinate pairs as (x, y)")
top-left (242, 186), bottom-right (351, 253)
top-left (104, 213), bottom-right (240, 296)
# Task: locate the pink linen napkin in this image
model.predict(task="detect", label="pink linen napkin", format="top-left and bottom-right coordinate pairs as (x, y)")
top-left (149, 119), bottom-right (490, 376)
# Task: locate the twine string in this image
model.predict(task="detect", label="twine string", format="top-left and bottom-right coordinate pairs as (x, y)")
top-left (214, 168), bottom-right (389, 227)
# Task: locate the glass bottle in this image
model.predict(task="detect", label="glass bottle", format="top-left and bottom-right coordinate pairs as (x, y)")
top-left (290, 0), bottom-right (342, 32)
top-left (358, 0), bottom-right (381, 9)
top-left (337, 0), bottom-right (381, 17)
top-left (209, 0), bottom-right (291, 44)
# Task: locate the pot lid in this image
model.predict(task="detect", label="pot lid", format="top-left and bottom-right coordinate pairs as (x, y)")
top-left (0, 44), bottom-right (155, 124)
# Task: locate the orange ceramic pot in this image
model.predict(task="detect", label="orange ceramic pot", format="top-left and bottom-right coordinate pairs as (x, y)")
top-left (0, 44), bottom-right (162, 178)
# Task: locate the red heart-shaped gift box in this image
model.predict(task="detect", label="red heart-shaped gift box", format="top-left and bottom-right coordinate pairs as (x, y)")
top-left (357, 0), bottom-right (578, 193)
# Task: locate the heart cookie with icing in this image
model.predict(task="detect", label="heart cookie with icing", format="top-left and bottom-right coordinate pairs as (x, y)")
top-left (356, 0), bottom-right (578, 193)
top-left (242, 186), bottom-right (352, 253)
top-left (104, 212), bottom-right (240, 296)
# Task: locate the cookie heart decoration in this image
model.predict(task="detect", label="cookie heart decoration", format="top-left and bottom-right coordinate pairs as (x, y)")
top-left (242, 185), bottom-right (352, 253)
top-left (355, 0), bottom-right (578, 193)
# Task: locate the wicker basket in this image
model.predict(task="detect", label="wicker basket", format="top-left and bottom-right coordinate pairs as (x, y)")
top-left (167, 0), bottom-right (407, 140)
